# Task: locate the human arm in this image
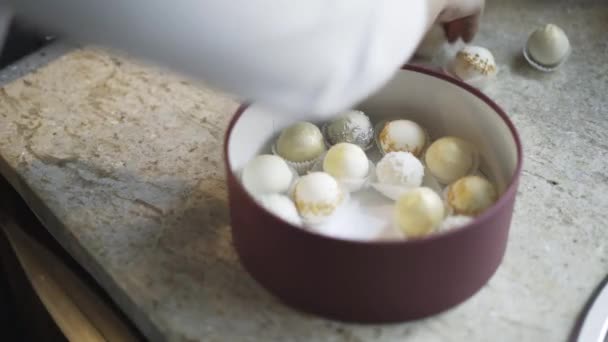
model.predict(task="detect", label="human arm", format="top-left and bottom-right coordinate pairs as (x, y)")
top-left (5, 0), bottom-right (481, 116)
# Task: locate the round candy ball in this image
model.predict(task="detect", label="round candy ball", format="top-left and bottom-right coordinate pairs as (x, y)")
top-left (323, 143), bottom-right (369, 180)
top-left (376, 151), bottom-right (424, 188)
top-left (326, 110), bottom-right (373, 148)
top-left (394, 187), bottom-right (445, 238)
top-left (446, 175), bottom-right (498, 216)
top-left (449, 46), bottom-right (497, 84)
top-left (242, 154), bottom-right (293, 196)
top-left (277, 122), bottom-right (325, 162)
top-left (294, 172), bottom-right (343, 224)
top-left (379, 120), bottom-right (426, 156)
top-left (425, 136), bottom-right (477, 184)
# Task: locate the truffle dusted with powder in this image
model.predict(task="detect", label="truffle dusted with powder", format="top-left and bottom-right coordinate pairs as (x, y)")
top-left (377, 119), bottom-right (427, 156)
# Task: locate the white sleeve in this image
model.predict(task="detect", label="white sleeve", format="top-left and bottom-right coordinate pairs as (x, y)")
top-left (9, 0), bottom-right (431, 117)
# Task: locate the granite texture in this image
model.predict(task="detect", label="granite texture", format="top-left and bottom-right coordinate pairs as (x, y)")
top-left (0, 1), bottom-right (607, 341)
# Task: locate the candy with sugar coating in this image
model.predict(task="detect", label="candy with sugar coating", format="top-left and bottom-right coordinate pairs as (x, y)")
top-left (376, 152), bottom-right (424, 188)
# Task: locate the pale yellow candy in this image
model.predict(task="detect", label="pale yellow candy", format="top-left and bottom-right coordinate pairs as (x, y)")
top-left (447, 175), bottom-right (498, 216)
top-left (323, 143), bottom-right (369, 180)
top-left (394, 187), bottom-right (445, 238)
top-left (277, 122), bottom-right (325, 162)
top-left (425, 136), bottom-right (477, 184)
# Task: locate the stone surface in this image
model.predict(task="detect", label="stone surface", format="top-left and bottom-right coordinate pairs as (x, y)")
top-left (0, 1), bottom-right (606, 341)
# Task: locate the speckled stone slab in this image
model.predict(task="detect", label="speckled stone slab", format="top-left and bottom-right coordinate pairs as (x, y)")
top-left (0, 1), bottom-right (606, 341)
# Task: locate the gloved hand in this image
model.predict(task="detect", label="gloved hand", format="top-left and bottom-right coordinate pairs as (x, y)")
top-left (438, 0), bottom-right (485, 42)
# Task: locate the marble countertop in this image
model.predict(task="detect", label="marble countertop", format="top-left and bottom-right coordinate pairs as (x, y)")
top-left (0, 1), bottom-right (607, 341)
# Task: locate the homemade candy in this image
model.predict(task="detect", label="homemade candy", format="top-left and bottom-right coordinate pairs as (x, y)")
top-left (276, 122), bottom-right (325, 163)
top-left (294, 172), bottom-right (344, 224)
top-left (524, 24), bottom-right (570, 71)
top-left (394, 187), bottom-right (445, 238)
top-left (448, 46), bottom-right (497, 89)
top-left (323, 143), bottom-right (369, 180)
top-left (242, 154), bottom-right (293, 196)
top-left (425, 136), bottom-right (478, 184)
top-left (325, 110), bottom-right (373, 149)
top-left (376, 151), bottom-right (424, 189)
top-left (378, 120), bottom-right (427, 156)
top-left (446, 175), bottom-right (498, 216)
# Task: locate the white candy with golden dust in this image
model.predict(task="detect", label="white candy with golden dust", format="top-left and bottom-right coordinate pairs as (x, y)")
top-left (379, 120), bottom-right (426, 156)
top-left (525, 24), bottom-right (570, 69)
top-left (257, 194), bottom-right (302, 226)
top-left (448, 46), bottom-right (497, 87)
top-left (323, 143), bottom-right (369, 180)
top-left (242, 154), bottom-right (293, 196)
top-left (439, 215), bottom-right (473, 232)
top-left (376, 152), bottom-right (424, 188)
top-left (294, 172), bottom-right (343, 224)
top-left (277, 122), bottom-right (325, 162)
top-left (425, 136), bottom-right (477, 184)
top-left (394, 187), bottom-right (445, 238)
top-left (447, 175), bottom-right (498, 216)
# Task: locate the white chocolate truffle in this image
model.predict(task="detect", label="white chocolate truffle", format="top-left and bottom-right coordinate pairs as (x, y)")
top-left (323, 143), bottom-right (369, 180)
top-left (376, 152), bottom-right (424, 188)
top-left (294, 172), bottom-right (343, 223)
top-left (277, 122), bottom-right (326, 162)
top-left (257, 194), bottom-right (302, 226)
top-left (425, 136), bottom-right (478, 184)
top-left (394, 187), bottom-right (445, 238)
top-left (448, 46), bottom-right (497, 87)
top-left (439, 215), bottom-right (473, 231)
top-left (525, 24), bottom-right (570, 68)
top-left (242, 154), bottom-right (293, 196)
top-left (326, 110), bottom-right (374, 148)
top-left (415, 24), bottom-right (446, 58)
top-left (379, 120), bottom-right (427, 156)
top-left (446, 175), bottom-right (498, 216)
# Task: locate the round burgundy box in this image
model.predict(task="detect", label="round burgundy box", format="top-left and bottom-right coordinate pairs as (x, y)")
top-left (224, 65), bottom-right (523, 323)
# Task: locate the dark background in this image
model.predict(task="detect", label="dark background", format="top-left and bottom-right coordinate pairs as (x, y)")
top-left (0, 18), bottom-right (51, 68)
top-left (0, 20), bottom-right (142, 341)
